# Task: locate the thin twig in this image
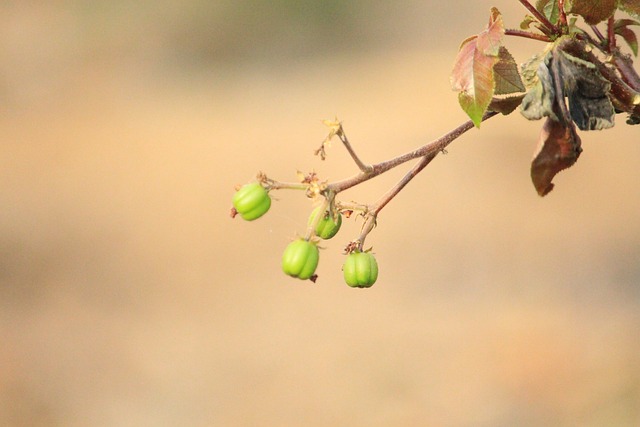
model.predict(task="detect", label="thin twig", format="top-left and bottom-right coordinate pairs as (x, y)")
top-left (505, 29), bottom-right (551, 42)
top-left (590, 25), bottom-right (606, 43)
top-left (338, 129), bottom-right (373, 174)
top-left (267, 181), bottom-right (309, 191)
top-left (371, 155), bottom-right (435, 215)
top-left (353, 111), bottom-right (497, 246)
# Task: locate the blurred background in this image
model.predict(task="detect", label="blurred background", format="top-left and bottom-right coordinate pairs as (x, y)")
top-left (1, 1), bottom-right (639, 426)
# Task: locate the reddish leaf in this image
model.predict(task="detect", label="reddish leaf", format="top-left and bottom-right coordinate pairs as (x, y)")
top-left (616, 26), bottom-right (639, 56)
top-left (566, 0), bottom-right (616, 25)
top-left (615, 19), bottom-right (640, 56)
top-left (618, 0), bottom-right (640, 20)
top-left (451, 8), bottom-right (505, 127)
top-left (531, 117), bottom-right (582, 196)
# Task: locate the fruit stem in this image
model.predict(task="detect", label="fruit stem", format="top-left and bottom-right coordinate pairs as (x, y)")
top-left (266, 181), bottom-right (310, 191)
top-left (356, 213), bottom-right (377, 251)
top-left (304, 197), bottom-right (330, 241)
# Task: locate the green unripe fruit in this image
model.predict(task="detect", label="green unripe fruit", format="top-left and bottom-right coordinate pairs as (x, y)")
top-left (232, 182), bottom-right (271, 221)
top-left (308, 206), bottom-right (342, 240)
top-left (343, 251), bottom-right (378, 288)
top-left (282, 239), bottom-right (320, 280)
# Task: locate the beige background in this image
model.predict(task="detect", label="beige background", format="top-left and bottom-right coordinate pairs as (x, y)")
top-left (1, 2), bottom-right (639, 426)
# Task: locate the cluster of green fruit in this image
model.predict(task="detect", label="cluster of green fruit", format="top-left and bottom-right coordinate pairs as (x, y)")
top-left (232, 182), bottom-right (378, 287)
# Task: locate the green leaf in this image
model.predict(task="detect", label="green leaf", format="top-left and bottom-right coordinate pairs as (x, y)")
top-left (536, 0), bottom-right (561, 25)
top-left (531, 117), bottom-right (582, 196)
top-left (450, 8), bottom-right (505, 127)
top-left (520, 15), bottom-right (539, 30)
top-left (566, 0), bottom-right (616, 25)
top-left (618, 0), bottom-right (640, 20)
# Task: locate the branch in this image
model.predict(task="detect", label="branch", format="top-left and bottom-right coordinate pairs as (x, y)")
top-left (328, 111), bottom-right (498, 194)
top-left (370, 153), bottom-right (435, 215)
top-left (505, 28), bottom-right (551, 42)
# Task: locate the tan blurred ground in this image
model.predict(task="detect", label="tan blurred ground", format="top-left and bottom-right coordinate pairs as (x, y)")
top-left (1, 2), bottom-right (640, 427)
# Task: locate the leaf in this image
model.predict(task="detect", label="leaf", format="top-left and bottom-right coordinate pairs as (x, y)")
top-left (555, 49), bottom-right (615, 130)
top-left (520, 53), bottom-right (558, 122)
top-left (618, 0), bottom-right (640, 20)
top-left (493, 47), bottom-right (526, 95)
top-left (489, 93), bottom-right (526, 115)
top-left (615, 19), bottom-right (640, 56)
top-left (520, 15), bottom-right (539, 30)
top-left (566, 0), bottom-right (616, 25)
top-left (616, 26), bottom-right (639, 55)
top-left (531, 117), bottom-right (582, 196)
top-left (536, 0), bottom-right (561, 25)
top-left (520, 39), bottom-right (615, 131)
top-left (450, 8), bottom-right (505, 127)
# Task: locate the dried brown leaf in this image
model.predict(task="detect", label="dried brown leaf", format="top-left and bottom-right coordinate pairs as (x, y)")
top-left (531, 117), bottom-right (582, 196)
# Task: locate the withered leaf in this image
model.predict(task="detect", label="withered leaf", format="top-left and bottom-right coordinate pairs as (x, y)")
top-left (520, 39), bottom-right (614, 131)
top-left (520, 53), bottom-right (558, 122)
top-left (531, 117), bottom-right (582, 196)
top-left (555, 49), bottom-right (615, 130)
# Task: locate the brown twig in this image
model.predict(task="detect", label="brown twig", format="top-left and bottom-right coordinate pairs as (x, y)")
top-left (505, 29), bottom-right (551, 42)
top-left (338, 129), bottom-right (373, 174)
top-left (328, 112), bottom-right (498, 194)
top-left (590, 25), bottom-right (606, 43)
